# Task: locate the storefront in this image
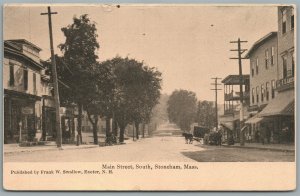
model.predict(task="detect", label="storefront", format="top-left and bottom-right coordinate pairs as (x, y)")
top-left (259, 89), bottom-right (294, 143)
top-left (4, 89), bottom-right (40, 144)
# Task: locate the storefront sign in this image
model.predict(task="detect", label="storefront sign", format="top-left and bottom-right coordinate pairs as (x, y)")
top-left (276, 76), bottom-right (294, 89)
top-left (22, 107), bottom-right (33, 115)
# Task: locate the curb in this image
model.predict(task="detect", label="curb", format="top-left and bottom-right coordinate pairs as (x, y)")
top-left (4, 145), bottom-right (99, 155)
top-left (222, 144), bottom-right (295, 153)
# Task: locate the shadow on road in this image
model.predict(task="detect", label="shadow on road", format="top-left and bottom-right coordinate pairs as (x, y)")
top-left (181, 145), bottom-right (295, 162)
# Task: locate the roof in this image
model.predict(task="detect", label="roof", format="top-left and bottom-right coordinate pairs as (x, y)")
top-left (6, 39), bottom-right (42, 51)
top-left (244, 32), bottom-right (277, 58)
top-left (259, 90), bottom-right (294, 117)
top-left (221, 75), bottom-right (250, 85)
top-left (4, 42), bottom-right (44, 70)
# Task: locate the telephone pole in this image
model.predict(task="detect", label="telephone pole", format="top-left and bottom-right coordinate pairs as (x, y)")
top-left (230, 38), bottom-right (248, 146)
top-left (210, 77), bottom-right (222, 131)
top-left (41, 7), bottom-right (62, 148)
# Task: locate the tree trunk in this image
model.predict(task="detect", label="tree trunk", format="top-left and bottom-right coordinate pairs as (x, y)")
top-left (92, 115), bottom-right (99, 144)
top-left (135, 122), bottom-right (139, 140)
top-left (112, 118), bottom-right (118, 136)
top-left (105, 117), bottom-right (111, 136)
top-left (119, 124), bottom-right (125, 143)
top-left (77, 103), bottom-right (83, 145)
top-left (86, 110), bottom-right (99, 145)
top-left (142, 123), bottom-right (145, 138)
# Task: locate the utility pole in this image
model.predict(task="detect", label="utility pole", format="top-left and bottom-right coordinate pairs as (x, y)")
top-left (210, 77), bottom-right (222, 131)
top-left (41, 7), bottom-right (62, 148)
top-left (230, 38), bottom-right (248, 146)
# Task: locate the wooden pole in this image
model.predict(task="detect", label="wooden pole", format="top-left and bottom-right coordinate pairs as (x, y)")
top-left (41, 7), bottom-right (62, 148)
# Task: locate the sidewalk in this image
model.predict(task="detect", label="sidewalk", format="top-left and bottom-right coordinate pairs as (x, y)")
top-left (4, 138), bottom-right (138, 155)
top-left (4, 142), bottom-right (99, 155)
top-left (222, 142), bottom-right (295, 152)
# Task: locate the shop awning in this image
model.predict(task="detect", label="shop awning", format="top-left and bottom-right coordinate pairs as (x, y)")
top-left (259, 90), bottom-right (294, 117)
top-left (220, 122), bottom-right (234, 131)
top-left (245, 114), bottom-right (263, 124)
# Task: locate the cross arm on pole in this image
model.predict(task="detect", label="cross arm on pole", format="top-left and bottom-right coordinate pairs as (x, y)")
top-left (41, 12), bottom-right (58, 15)
top-left (230, 40), bottom-right (248, 43)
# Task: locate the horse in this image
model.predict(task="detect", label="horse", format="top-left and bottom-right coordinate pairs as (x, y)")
top-left (182, 132), bottom-right (193, 144)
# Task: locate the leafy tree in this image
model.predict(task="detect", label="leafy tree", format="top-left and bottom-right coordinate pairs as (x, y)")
top-left (196, 101), bottom-right (216, 129)
top-left (84, 62), bottom-right (115, 144)
top-left (108, 56), bottom-right (161, 142)
top-left (167, 90), bottom-right (197, 131)
top-left (58, 14), bottom-right (100, 143)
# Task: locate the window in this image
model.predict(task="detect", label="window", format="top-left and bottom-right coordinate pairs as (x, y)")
top-left (256, 86), bottom-right (259, 103)
top-left (282, 55), bottom-right (287, 78)
top-left (252, 88), bottom-right (255, 104)
top-left (291, 7), bottom-right (294, 30)
top-left (266, 82), bottom-right (270, 101)
top-left (292, 51), bottom-right (295, 76)
top-left (33, 73), bottom-right (36, 94)
top-left (265, 50), bottom-right (269, 69)
top-left (282, 9), bottom-right (287, 34)
top-left (271, 47), bottom-right (275, 65)
top-left (9, 64), bottom-right (14, 86)
top-left (261, 84), bottom-right (264, 102)
top-left (251, 62), bottom-right (255, 77)
top-left (271, 80), bottom-right (276, 99)
top-left (24, 69), bottom-right (28, 91)
top-left (256, 58), bottom-right (259, 75)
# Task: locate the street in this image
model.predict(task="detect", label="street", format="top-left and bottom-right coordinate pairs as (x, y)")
top-left (4, 136), bottom-right (294, 162)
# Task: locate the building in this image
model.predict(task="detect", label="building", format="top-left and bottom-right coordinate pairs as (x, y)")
top-left (244, 32), bottom-right (278, 142)
top-left (244, 6), bottom-right (295, 144)
top-left (4, 39), bottom-right (43, 143)
top-left (259, 6), bottom-right (295, 143)
top-left (219, 74), bottom-right (250, 143)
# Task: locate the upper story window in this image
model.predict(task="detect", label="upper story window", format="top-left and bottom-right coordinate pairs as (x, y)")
top-left (266, 82), bottom-right (270, 101)
top-left (261, 84), bottom-right (265, 102)
top-left (9, 64), bottom-right (14, 86)
top-left (256, 58), bottom-right (259, 75)
top-left (256, 86), bottom-right (259, 103)
top-left (265, 49), bottom-right (269, 69)
top-left (271, 80), bottom-right (276, 99)
top-left (282, 54), bottom-right (288, 78)
top-left (251, 62), bottom-right (255, 77)
top-left (33, 73), bottom-right (37, 95)
top-left (23, 69), bottom-right (28, 91)
top-left (282, 9), bottom-right (287, 34)
top-left (271, 47), bottom-right (275, 65)
top-left (291, 7), bottom-right (294, 30)
top-left (251, 88), bottom-right (255, 104)
top-left (291, 51), bottom-right (295, 77)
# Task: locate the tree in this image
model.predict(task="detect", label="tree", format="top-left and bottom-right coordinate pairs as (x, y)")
top-left (108, 56), bottom-right (162, 142)
top-left (167, 90), bottom-right (197, 131)
top-left (196, 101), bottom-right (216, 129)
top-left (58, 14), bottom-right (100, 144)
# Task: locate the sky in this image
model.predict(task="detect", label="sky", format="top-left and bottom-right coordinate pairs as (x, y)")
top-left (4, 4), bottom-right (278, 101)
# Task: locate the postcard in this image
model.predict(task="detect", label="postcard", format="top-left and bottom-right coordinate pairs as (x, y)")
top-left (3, 4), bottom-right (296, 191)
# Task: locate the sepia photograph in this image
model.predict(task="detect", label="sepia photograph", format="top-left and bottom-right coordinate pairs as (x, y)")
top-left (2, 3), bottom-right (296, 191)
